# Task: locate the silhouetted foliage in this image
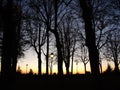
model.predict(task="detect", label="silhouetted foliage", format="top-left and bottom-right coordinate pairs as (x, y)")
top-left (28, 68), bottom-right (33, 75)
top-left (103, 64), bottom-right (113, 74)
top-left (16, 66), bottom-right (22, 75)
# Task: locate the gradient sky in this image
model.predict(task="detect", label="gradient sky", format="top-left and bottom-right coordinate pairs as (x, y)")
top-left (0, 48), bottom-right (115, 75)
top-left (16, 48), bottom-right (115, 75)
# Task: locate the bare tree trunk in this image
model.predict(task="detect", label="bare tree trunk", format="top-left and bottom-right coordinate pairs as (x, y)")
top-left (38, 53), bottom-right (42, 75)
top-left (114, 60), bottom-right (119, 72)
top-left (46, 26), bottom-right (49, 75)
top-left (99, 60), bottom-right (102, 73)
top-left (114, 54), bottom-right (119, 72)
top-left (11, 55), bottom-right (17, 83)
top-left (84, 63), bottom-right (87, 74)
top-left (50, 61), bottom-right (52, 75)
top-left (79, 0), bottom-right (100, 76)
top-left (11, 14), bottom-right (19, 82)
top-left (65, 62), bottom-right (69, 75)
top-left (54, 0), bottom-right (63, 75)
top-left (54, 31), bottom-right (63, 75)
top-left (66, 48), bottom-right (70, 75)
top-left (71, 42), bottom-right (75, 74)
top-left (38, 24), bottom-right (42, 75)
top-left (71, 54), bottom-right (74, 74)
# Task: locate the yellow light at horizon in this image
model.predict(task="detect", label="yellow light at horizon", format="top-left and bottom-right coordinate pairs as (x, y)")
top-left (17, 60), bottom-right (90, 75)
top-left (18, 60), bottom-right (112, 74)
top-left (16, 49), bottom-right (115, 75)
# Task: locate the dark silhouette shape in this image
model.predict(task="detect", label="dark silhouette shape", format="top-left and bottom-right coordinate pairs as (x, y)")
top-left (46, 24), bottom-right (49, 75)
top-left (79, 1), bottom-right (101, 89)
top-left (79, 0), bottom-right (100, 76)
top-left (103, 64), bottom-right (113, 74)
top-left (53, 0), bottom-right (63, 75)
top-left (1, 0), bottom-right (21, 89)
top-left (28, 68), bottom-right (34, 75)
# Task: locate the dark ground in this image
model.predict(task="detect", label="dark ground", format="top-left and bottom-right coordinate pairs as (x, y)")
top-left (1, 73), bottom-right (120, 90)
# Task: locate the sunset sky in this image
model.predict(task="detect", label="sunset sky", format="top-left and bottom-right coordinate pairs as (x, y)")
top-left (16, 48), bottom-right (115, 75)
top-left (0, 47), bottom-right (115, 75)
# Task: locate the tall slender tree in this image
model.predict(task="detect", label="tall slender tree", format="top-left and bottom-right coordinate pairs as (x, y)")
top-left (59, 12), bottom-right (79, 74)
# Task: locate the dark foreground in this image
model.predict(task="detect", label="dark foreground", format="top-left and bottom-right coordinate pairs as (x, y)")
top-left (0, 73), bottom-right (120, 90)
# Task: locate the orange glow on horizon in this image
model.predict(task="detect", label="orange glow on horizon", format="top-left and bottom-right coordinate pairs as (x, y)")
top-left (16, 49), bottom-right (115, 75)
top-left (17, 63), bottom-right (109, 75)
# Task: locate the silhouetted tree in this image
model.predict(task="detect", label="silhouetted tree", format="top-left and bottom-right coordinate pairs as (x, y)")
top-left (25, 20), bottom-right (46, 75)
top-left (74, 59), bottom-right (79, 74)
top-left (59, 12), bottom-right (79, 75)
top-left (23, 0), bottom-right (47, 75)
top-left (104, 30), bottom-right (120, 72)
top-left (70, 0), bottom-right (111, 75)
top-left (27, 0), bottom-right (54, 75)
top-left (79, 0), bottom-right (100, 75)
top-left (1, 0), bottom-right (22, 89)
top-left (71, 36), bottom-right (77, 74)
top-left (16, 65), bottom-right (22, 74)
top-left (50, 0), bottom-right (72, 75)
top-left (29, 68), bottom-right (33, 75)
top-left (29, 0), bottom-right (72, 75)
top-left (103, 64), bottom-right (113, 74)
top-left (80, 44), bottom-right (89, 74)
top-left (92, 0), bottom-right (120, 73)
top-left (101, 0), bottom-right (120, 73)
top-left (0, 1), bottom-right (3, 55)
top-left (52, 0), bottom-right (63, 75)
